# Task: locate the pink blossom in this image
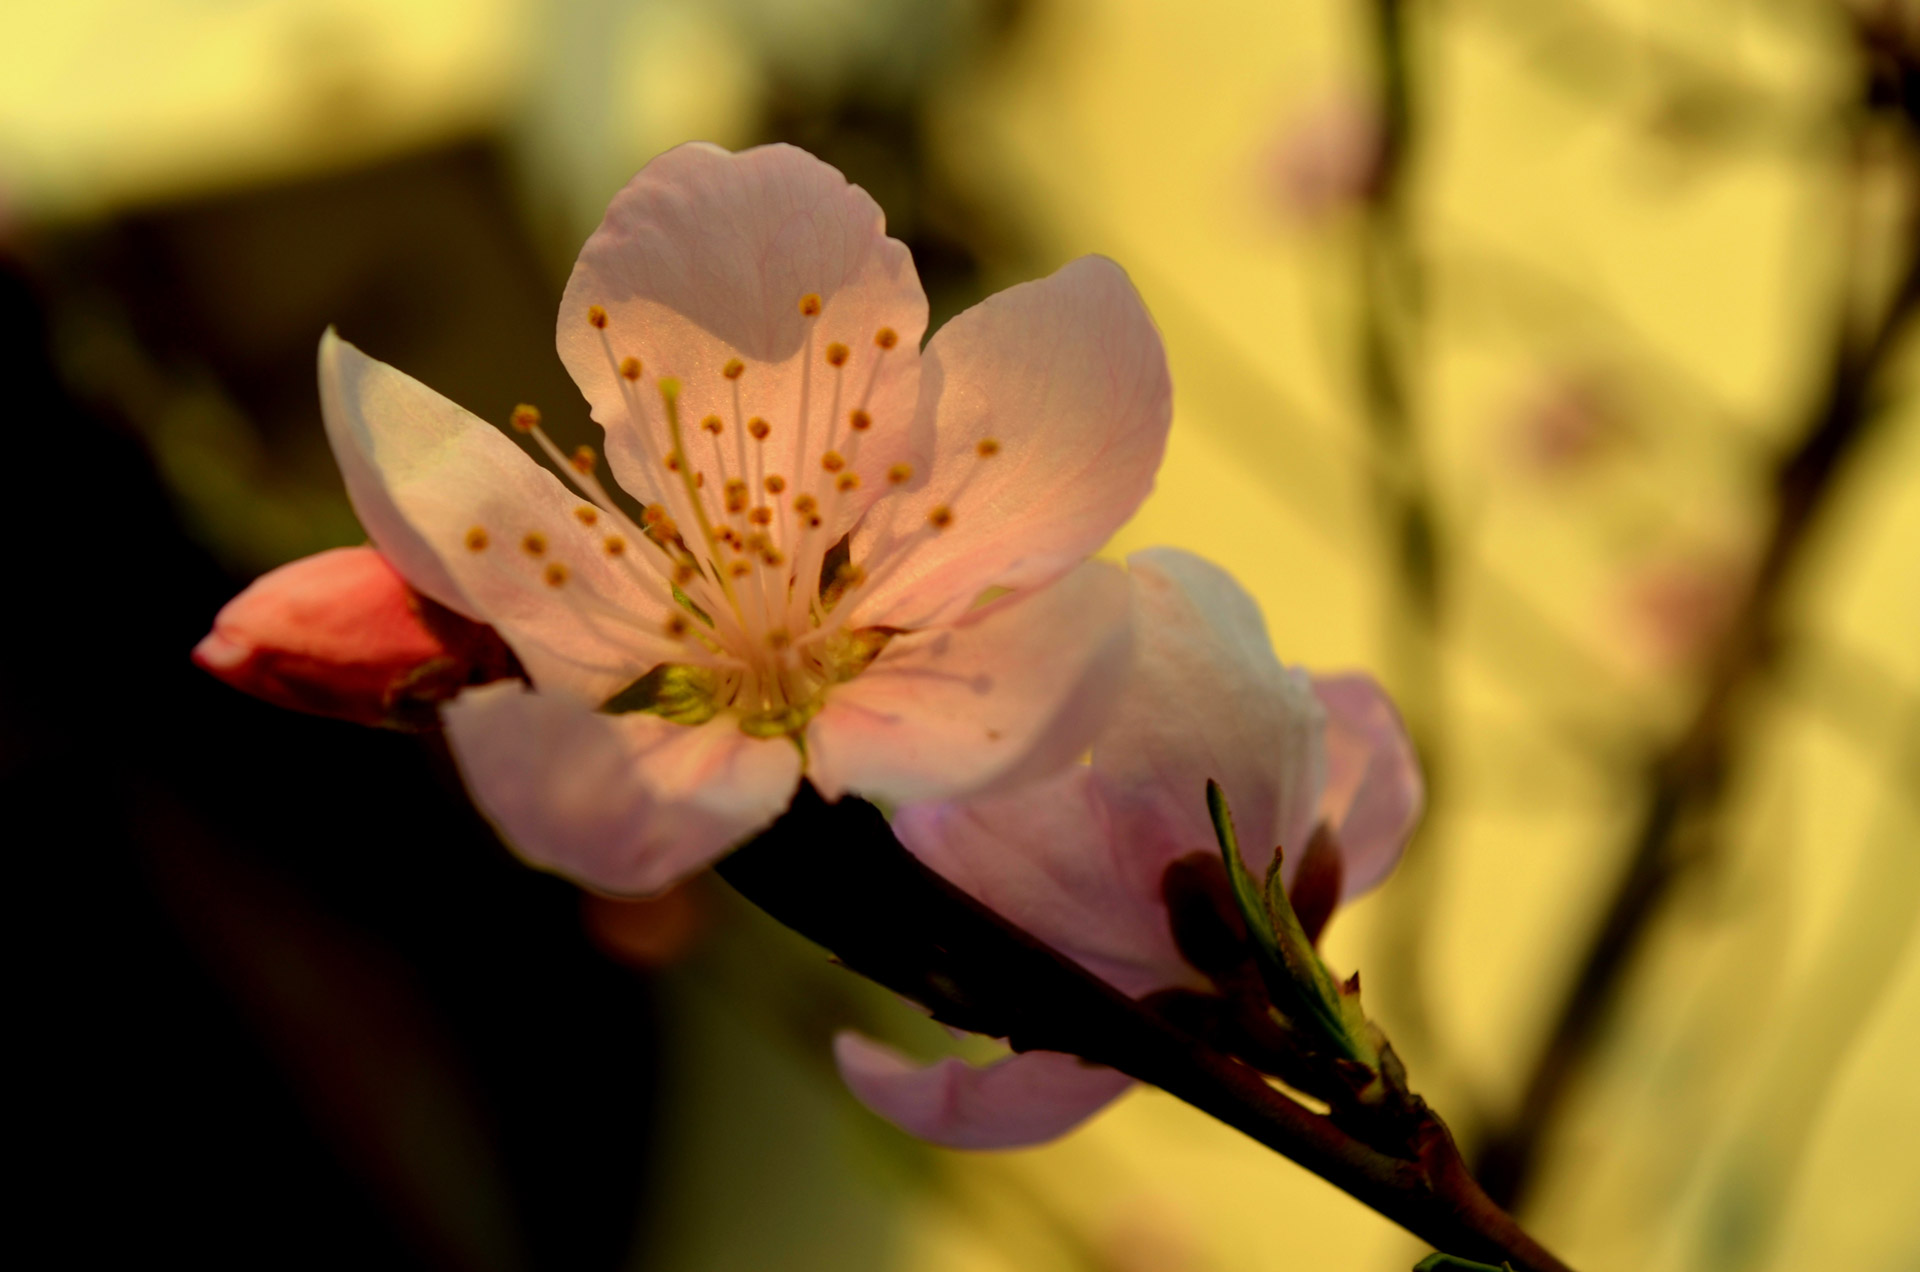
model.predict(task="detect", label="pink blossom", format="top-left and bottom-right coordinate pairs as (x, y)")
top-left (194, 545), bottom-right (516, 729)
top-left (836, 549), bottom-right (1423, 1150)
top-left (307, 143), bottom-right (1171, 895)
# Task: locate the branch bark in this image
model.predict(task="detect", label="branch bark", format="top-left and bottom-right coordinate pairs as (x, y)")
top-left (717, 783), bottom-right (1575, 1272)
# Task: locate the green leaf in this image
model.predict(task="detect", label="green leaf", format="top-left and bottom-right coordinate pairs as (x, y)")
top-left (1413, 1256), bottom-right (1513, 1272)
top-left (600, 663), bottom-right (722, 724)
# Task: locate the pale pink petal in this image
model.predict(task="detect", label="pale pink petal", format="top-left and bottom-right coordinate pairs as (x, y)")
top-left (893, 769), bottom-right (1195, 999)
top-left (558, 143), bottom-right (927, 535)
top-left (834, 1032), bottom-right (1132, 1150)
top-left (443, 682), bottom-right (802, 896)
top-left (805, 560), bottom-right (1132, 806)
top-left (194, 546), bottom-right (515, 728)
top-left (320, 331), bottom-right (675, 704)
top-left (847, 256), bottom-right (1172, 629)
top-left (1313, 673), bottom-right (1423, 900)
top-left (1094, 549), bottom-right (1326, 893)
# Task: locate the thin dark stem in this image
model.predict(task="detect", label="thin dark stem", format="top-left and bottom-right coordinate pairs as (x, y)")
top-left (717, 784), bottom-right (1575, 1272)
top-left (1475, 154), bottom-right (1920, 1209)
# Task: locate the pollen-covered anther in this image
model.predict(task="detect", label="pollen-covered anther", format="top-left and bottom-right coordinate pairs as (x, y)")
top-left (574, 506), bottom-right (598, 526)
top-left (693, 471), bottom-right (705, 489)
top-left (465, 526), bottom-right (490, 551)
top-left (701, 414), bottom-right (723, 435)
top-left (544, 562), bottom-right (570, 587)
top-left (793, 494), bottom-right (819, 517)
top-left (875, 327), bottom-right (898, 349)
top-left (764, 474), bottom-right (787, 495)
top-left (672, 561), bottom-right (698, 585)
top-left (665, 614), bottom-right (690, 639)
top-left (928, 506), bottom-right (954, 531)
top-left (522, 532), bottom-right (548, 556)
top-left (848, 409), bottom-right (872, 432)
top-left (768, 629), bottom-right (792, 652)
top-left (724, 480), bottom-right (750, 513)
top-left (799, 293), bottom-right (822, 317)
top-left (748, 506), bottom-right (773, 526)
top-left (886, 463), bottom-right (913, 485)
top-left (587, 305), bottom-right (608, 329)
top-left (664, 451), bottom-right (684, 473)
top-left (977, 437), bottom-right (1001, 458)
top-left (836, 472), bottom-right (860, 493)
top-left (761, 548), bottom-right (786, 567)
top-left (603, 535), bottom-right (626, 556)
top-left (825, 342), bottom-right (849, 367)
top-left (748, 417), bottom-right (771, 441)
top-left (821, 451), bottom-right (845, 473)
top-left (728, 560), bottom-right (752, 578)
top-left (834, 561), bottom-right (867, 587)
top-left (722, 358), bottom-right (745, 380)
top-left (510, 404), bottom-right (540, 433)
top-left (571, 445), bottom-right (597, 474)
top-left (619, 356), bottom-right (642, 381)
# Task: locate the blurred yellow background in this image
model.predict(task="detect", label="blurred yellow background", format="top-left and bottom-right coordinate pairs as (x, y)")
top-left (5, 1), bottom-right (1914, 1270)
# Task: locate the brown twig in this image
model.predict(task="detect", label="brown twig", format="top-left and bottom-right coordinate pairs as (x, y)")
top-left (1474, 119), bottom-right (1920, 1208)
top-left (717, 784), bottom-right (1576, 1272)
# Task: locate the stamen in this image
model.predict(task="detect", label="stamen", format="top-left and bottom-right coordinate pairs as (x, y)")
top-left (928, 506), bottom-right (953, 531)
top-left (723, 358), bottom-right (745, 380)
top-left (849, 409), bottom-right (872, 432)
top-left (875, 327), bottom-right (898, 349)
top-left (836, 472), bottom-right (860, 493)
top-left (887, 463), bottom-right (912, 485)
top-left (725, 480), bottom-right (750, 514)
top-left (523, 532), bottom-right (548, 555)
top-left (821, 451), bottom-right (845, 473)
top-left (799, 293), bottom-right (822, 317)
top-left (672, 561), bottom-right (698, 586)
top-left (466, 526), bottom-right (490, 551)
top-left (825, 343), bottom-right (849, 367)
top-left (587, 306), bottom-right (608, 329)
top-left (604, 535), bottom-right (627, 556)
top-left (545, 562), bottom-right (570, 587)
top-left (665, 614), bottom-right (690, 639)
top-left (768, 630), bottom-right (792, 652)
top-left (702, 414), bottom-right (724, 435)
top-left (574, 506), bottom-right (599, 526)
top-left (977, 438), bottom-right (1001, 458)
top-left (764, 475), bottom-right (787, 495)
top-left (572, 445), bottom-right (597, 474)
top-left (620, 357), bottom-right (642, 381)
top-left (749, 506), bottom-right (773, 526)
top-left (749, 417), bottom-right (771, 440)
top-left (511, 404), bottom-right (540, 432)
top-left (793, 494), bottom-right (818, 517)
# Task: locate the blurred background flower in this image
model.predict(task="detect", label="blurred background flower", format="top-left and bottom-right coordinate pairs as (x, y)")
top-left (5, 1), bottom-right (1916, 1270)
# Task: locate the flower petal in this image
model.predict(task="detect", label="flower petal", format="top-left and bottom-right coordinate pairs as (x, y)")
top-left (1313, 673), bottom-right (1423, 900)
top-left (320, 330), bottom-right (674, 704)
top-left (833, 1032), bottom-right (1131, 1150)
top-left (443, 681), bottom-right (802, 896)
top-left (805, 559), bottom-right (1133, 806)
top-left (194, 545), bottom-right (516, 729)
top-left (1094, 549), bottom-right (1326, 890)
top-left (559, 143), bottom-right (928, 534)
top-left (892, 769), bottom-right (1192, 999)
top-left (848, 256), bottom-right (1171, 629)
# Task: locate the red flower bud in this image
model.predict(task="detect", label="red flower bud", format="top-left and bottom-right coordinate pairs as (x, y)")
top-left (194, 546), bottom-right (518, 729)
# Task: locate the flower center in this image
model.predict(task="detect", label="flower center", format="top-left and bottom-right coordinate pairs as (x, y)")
top-left (467, 293), bottom-right (995, 739)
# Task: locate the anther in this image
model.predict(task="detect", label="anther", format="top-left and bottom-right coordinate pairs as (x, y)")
top-left (619, 356), bottom-right (642, 381)
top-left (571, 445), bottom-right (597, 474)
top-left (768, 629), bottom-right (792, 652)
top-left (729, 560), bottom-right (753, 578)
top-left (693, 471), bottom-right (706, 488)
top-left (799, 293), bottom-right (822, 317)
top-left (764, 474), bottom-right (787, 495)
top-left (977, 438), bottom-right (1001, 458)
top-left (544, 562), bottom-right (570, 587)
top-left (725, 480), bottom-right (750, 514)
top-left (761, 549), bottom-right (786, 567)
top-left (665, 452), bottom-right (683, 473)
top-left (523, 532), bottom-right (548, 555)
top-left (722, 358), bottom-right (745, 380)
top-left (887, 463), bottom-right (913, 485)
top-left (821, 451), bottom-right (846, 473)
top-left (587, 305), bottom-right (608, 329)
top-left (665, 614), bottom-right (690, 639)
top-left (837, 472), bottom-right (860, 493)
top-left (465, 526), bottom-right (490, 551)
top-left (793, 494), bottom-right (819, 516)
top-left (574, 506), bottom-right (599, 526)
top-left (825, 342), bottom-right (849, 367)
top-left (749, 506), bottom-right (773, 526)
top-left (604, 535), bottom-right (626, 556)
top-left (672, 561), bottom-right (698, 586)
top-left (701, 414), bottom-right (723, 435)
top-left (834, 561), bottom-right (867, 589)
top-left (928, 506), bottom-right (954, 531)
top-left (749, 417), bottom-right (771, 441)
top-left (875, 327), bottom-right (898, 349)
top-left (510, 404), bottom-right (540, 432)
top-left (848, 409), bottom-right (872, 432)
